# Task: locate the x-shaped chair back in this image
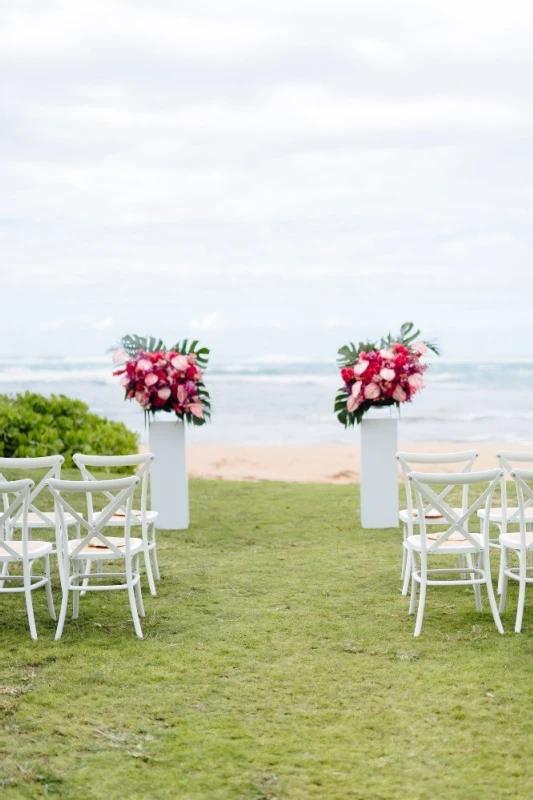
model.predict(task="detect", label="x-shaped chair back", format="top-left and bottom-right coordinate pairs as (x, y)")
top-left (0, 479), bottom-right (34, 559)
top-left (397, 451), bottom-right (478, 534)
top-left (510, 468), bottom-right (533, 552)
top-left (497, 452), bottom-right (533, 531)
top-left (0, 456), bottom-right (64, 527)
top-left (408, 469), bottom-right (503, 554)
top-left (46, 477), bottom-right (140, 566)
top-left (73, 453), bottom-right (154, 529)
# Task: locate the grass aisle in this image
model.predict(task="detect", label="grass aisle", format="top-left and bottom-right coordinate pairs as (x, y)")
top-left (1, 478), bottom-right (533, 799)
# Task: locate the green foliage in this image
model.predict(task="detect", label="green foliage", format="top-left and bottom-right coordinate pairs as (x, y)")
top-left (117, 333), bottom-right (210, 369)
top-left (0, 478), bottom-right (530, 798)
top-left (0, 392), bottom-right (139, 467)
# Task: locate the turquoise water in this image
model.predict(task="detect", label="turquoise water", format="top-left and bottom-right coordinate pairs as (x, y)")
top-left (0, 355), bottom-right (532, 444)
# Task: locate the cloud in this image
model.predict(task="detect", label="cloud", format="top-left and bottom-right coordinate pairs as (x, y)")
top-left (90, 317), bottom-right (113, 331)
top-left (1, 0), bottom-right (532, 356)
top-left (189, 313), bottom-right (225, 331)
top-left (35, 319), bottom-right (65, 332)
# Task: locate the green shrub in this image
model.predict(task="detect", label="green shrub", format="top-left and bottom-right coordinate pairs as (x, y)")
top-left (0, 392), bottom-right (139, 467)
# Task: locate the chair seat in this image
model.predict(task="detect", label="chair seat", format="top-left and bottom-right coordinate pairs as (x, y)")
top-left (0, 540), bottom-right (53, 560)
top-left (407, 532), bottom-right (482, 554)
top-left (68, 536), bottom-right (143, 558)
top-left (478, 507), bottom-right (533, 523)
top-left (93, 510), bottom-right (158, 526)
top-left (500, 531), bottom-right (533, 550)
top-left (400, 508), bottom-right (464, 524)
top-left (12, 511), bottom-right (79, 528)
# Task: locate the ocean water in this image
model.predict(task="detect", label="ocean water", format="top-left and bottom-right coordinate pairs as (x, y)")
top-left (0, 355), bottom-right (532, 445)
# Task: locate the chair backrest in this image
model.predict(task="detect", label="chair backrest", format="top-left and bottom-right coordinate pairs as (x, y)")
top-left (408, 469), bottom-right (503, 554)
top-left (397, 451), bottom-right (478, 534)
top-left (509, 468), bottom-right (533, 552)
top-left (497, 451), bottom-right (533, 529)
top-left (72, 453), bottom-right (154, 526)
top-left (0, 456), bottom-right (64, 526)
top-left (46, 476), bottom-right (140, 565)
top-left (0, 479), bottom-right (34, 559)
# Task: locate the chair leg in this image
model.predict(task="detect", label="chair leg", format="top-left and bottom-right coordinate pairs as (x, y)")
top-left (133, 555), bottom-right (145, 617)
top-left (414, 555), bottom-right (427, 637)
top-left (515, 558), bottom-right (527, 633)
top-left (402, 547), bottom-right (411, 596)
top-left (55, 575), bottom-right (70, 641)
top-left (23, 562), bottom-right (38, 640)
top-left (144, 544), bottom-right (157, 597)
top-left (466, 553), bottom-right (482, 612)
top-left (401, 523), bottom-right (407, 579)
top-left (499, 547), bottom-right (509, 613)
top-left (151, 529), bottom-right (160, 581)
top-left (72, 562), bottom-right (80, 620)
top-left (126, 559), bottom-right (143, 639)
top-left (81, 559), bottom-right (91, 596)
top-left (408, 550), bottom-right (418, 615)
top-left (0, 560), bottom-right (10, 590)
top-left (44, 555), bottom-right (56, 621)
top-left (483, 548), bottom-right (504, 634)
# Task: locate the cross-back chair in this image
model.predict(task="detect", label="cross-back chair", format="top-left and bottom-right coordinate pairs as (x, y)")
top-left (406, 468), bottom-right (504, 637)
top-left (72, 453), bottom-right (159, 596)
top-left (499, 467), bottom-right (533, 632)
top-left (47, 475), bottom-right (145, 640)
top-left (477, 451), bottom-right (533, 594)
top-left (397, 450), bottom-right (478, 595)
top-left (0, 478), bottom-right (56, 639)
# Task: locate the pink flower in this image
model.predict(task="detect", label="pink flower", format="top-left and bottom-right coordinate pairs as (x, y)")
top-left (379, 348), bottom-right (394, 360)
top-left (119, 376), bottom-right (129, 387)
top-left (392, 385), bottom-right (407, 402)
top-left (136, 358), bottom-right (152, 372)
top-left (170, 355), bottom-right (189, 371)
top-left (380, 368), bottom-right (395, 382)
top-left (364, 382), bottom-right (381, 400)
top-left (189, 403), bottom-right (204, 418)
top-left (112, 348), bottom-right (127, 364)
top-left (177, 385), bottom-right (187, 404)
top-left (408, 373), bottom-right (424, 392)
top-left (135, 390), bottom-right (150, 408)
top-left (157, 387), bottom-right (171, 401)
top-left (354, 359), bottom-right (369, 376)
top-left (347, 394), bottom-right (361, 412)
top-left (351, 382), bottom-right (362, 399)
top-left (412, 340), bottom-right (428, 356)
top-left (145, 373), bottom-right (158, 387)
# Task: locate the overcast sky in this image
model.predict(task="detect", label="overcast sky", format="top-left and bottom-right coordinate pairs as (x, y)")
top-left (1, 0), bottom-right (532, 360)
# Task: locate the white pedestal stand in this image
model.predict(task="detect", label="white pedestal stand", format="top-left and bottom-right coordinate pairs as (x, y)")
top-left (360, 408), bottom-right (399, 529)
top-left (149, 418), bottom-right (189, 530)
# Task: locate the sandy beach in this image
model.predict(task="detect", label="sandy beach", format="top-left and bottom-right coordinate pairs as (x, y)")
top-left (187, 443), bottom-right (533, 483)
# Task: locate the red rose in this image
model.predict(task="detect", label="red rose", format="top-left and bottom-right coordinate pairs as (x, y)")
top-left (341, 367), bottom-right (355, 383)
top-left (186, 365), bottom-right (198, 380)
top-left (393, 343), bottom-right (409, 356)
top-left (394, 353), bottom-right (407, 367)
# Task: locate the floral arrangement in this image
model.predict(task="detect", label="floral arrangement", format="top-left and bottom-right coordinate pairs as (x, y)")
top-left (112, 334), bottom-right (211, 426)
top-left (335, 322), bottom-right (439, 426)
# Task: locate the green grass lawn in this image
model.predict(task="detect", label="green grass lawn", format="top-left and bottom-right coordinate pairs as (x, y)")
top-left (1, 475), bottom-right (533, 799)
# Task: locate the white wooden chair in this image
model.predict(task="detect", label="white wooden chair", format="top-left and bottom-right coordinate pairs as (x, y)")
top-left (72, 453), bottom-right (159, 596)
top-left (397, 451), bottom-right (478, 595)
top-left (406, 468), bottom-right (503, 637)
top-left (47, 476), bottom-right (145, 640)
top-left (499, 467), bottom-right (533, 632)
top-left (0, 478), bottom-right (56, 639)
top-left (0, 455), bottom-right (80, 590)
top-left (478, 451), bottom-right (533, 594)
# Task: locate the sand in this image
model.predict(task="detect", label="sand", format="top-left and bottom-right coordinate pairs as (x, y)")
top-left (187, 443), bottom-right (533, 483)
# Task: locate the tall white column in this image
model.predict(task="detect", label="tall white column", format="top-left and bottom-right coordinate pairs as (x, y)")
top-left (149, 419), bottom-right (189, 530)
top-left (360, 411), bottom-right (399, 529)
